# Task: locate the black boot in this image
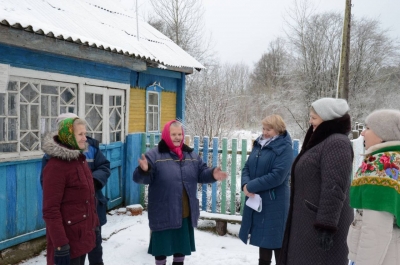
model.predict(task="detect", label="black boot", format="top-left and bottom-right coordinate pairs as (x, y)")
top-left (258, 259), bottom-right (271, 265)
top-left (172, 262), bottom-right (183, 265)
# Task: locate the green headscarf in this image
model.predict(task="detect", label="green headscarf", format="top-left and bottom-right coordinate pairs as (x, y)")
top-left (58, 117), bottom-right (81, 150)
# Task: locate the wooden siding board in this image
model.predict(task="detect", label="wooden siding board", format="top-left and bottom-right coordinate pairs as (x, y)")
top-left (0, 44), bottom-right (130, 84)
top-left (25, 162), bottom-right (38, 232)
top-left (35, 162), bottom-right (45, 229)
top-left (125, 133), bottom-right (142, 205)
top-left (0, 166), bottom-right (7, 241)
top-left (6, 165), bottom-right (17, 238)
top-left (138, 73), bottom-right (178, 93)
top-left (16, 165), bottom-right (27, 235)
top-left (161, 91), bottom-right (177, 126)
top-left (129, 88), bottom-right (146, 132)
top-left (145, 67), bottom-right (181, 80)
top-left (176, 72), bottom-right (185, 122)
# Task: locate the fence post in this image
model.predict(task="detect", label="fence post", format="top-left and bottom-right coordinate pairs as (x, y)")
top-left (202, 137), bottom-right (209, 211)
top-left (293, 139), bottom-right (300, 158)
top-left (221, 138), bottom-right (228, 214)
top-left (140, 133), bottom-right (147, 207)
top-left (212, 137), bottom-right (218, 213)
top-left (230, 139), bottom-right (237, 215)
top-left (240, 139), bottom-right (247, 215)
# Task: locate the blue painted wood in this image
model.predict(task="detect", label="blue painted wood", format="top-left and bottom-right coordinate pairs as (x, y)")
top-left (293, 139), bottom-right (300, 158)
top-left (0, 44), bottom-right (130, 84)
top-left (130, 71), bottom-right (139, 87)
top-left (0, 229), bottom-right (46, 251)
top-left (145, 67), bottom-right (182, 79)
top-left (0, 159), bottom-right (42, 167)
top-left (104, 143), bottom-right (124, 209)
top-left (0, 166), bottom-right (7, 241)
top-left (35, 162), bottom-right (45, 229)
top-left (193, 136), bottom-right (199, 154)
top-left (125, 133), bottom-right (142, 205)
top-left (211, 137), bottom-right (218, 213)
top-left (201, 137), bottom-right (209, 211)
top-left (16, 165), bottom-right (27, 235)
top-left (25, 162), bottom-right (38, 232)
top-left (138, 72), bottom-right (178, 92)
top-left (176, 73), bottom-right (185, 122)
top-left (6, 165), bottom-right (17, 238)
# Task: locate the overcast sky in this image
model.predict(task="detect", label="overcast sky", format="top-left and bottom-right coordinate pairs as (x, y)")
top-left (202, 0), bottom-right (400, 66)
top-left (129, 0), bottom-right (400, 67)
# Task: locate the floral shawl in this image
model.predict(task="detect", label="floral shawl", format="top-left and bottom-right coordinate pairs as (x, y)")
top-left (350, 141), bottom-right (400, 226)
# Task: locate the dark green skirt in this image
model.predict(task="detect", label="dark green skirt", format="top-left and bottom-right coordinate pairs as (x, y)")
top-left (148, 217), bottom-right (196, 257)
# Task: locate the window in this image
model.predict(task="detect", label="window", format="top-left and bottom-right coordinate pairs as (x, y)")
top-left (83, 85), bottom-right (125, 144)
top-left (0, 77), bottom-right (77, 156)
top-left (0, 70), bottom-right (127, 160)
top-left (146, 84), bottom-right (162, 133)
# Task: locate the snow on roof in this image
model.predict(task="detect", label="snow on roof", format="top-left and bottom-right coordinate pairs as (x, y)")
top-left (0, 0), bottom-right (204, 70)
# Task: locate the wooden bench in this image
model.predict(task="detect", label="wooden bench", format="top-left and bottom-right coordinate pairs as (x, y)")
top-left (199, 211), bottom-right (242, 236)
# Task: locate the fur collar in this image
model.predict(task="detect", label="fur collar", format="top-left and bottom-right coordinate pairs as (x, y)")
top-left (158, 139), bottom-right (193, 154)
top-left (42, 132), bottom-right (87, 161)
top-left (301, 113), bottom-right (351, 152)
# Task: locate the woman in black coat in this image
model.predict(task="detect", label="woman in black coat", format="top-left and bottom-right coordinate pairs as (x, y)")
top-left (279, 98), bottom-right (354, 265)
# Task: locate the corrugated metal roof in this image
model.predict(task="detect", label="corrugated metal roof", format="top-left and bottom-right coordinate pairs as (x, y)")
top-left (0, 0), bottom-right (204, 70)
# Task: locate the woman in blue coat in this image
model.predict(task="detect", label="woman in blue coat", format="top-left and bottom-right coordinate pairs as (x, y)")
top-left (133, 120), bottom-right (227, 265)
top-left (239, 114), bottom-right (293, 265)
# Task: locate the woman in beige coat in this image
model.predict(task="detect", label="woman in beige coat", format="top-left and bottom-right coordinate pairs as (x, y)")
top-left (347, 109), bottom-right (400, 265)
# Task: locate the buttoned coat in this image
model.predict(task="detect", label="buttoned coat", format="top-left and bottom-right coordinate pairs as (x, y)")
top-left (239, 131), bottom-right (293, 249)
top-left (133, 140), bottom-right (216, 232)
top-left (42, 134), bottom-right (99, 264)
top-left (279, 115), bottom-right (354, 265)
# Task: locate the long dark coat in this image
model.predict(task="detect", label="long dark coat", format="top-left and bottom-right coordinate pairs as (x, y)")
top-left (239, 131), bottom-right (293, 249)
top-left (279, 114), bottom-right (354, 265)
top-left (42, 133), bottom-right (99, 264)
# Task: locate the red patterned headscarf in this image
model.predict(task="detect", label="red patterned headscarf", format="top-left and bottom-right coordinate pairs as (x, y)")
top-left (161, 120), bottom-right (184, 160)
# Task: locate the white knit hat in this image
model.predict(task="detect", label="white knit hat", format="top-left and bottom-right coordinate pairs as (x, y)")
top-left (311, 97), bottom-right (349, 121)
top-left (365, 109), bottom-right (400, 141)
top-left (56, 113), bottom-right (78, 126)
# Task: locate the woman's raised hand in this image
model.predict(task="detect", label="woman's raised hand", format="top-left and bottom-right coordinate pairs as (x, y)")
top-left (138, 154), bottom-right (148, 172)
top-left (213, 167), bottom-right (228, 181)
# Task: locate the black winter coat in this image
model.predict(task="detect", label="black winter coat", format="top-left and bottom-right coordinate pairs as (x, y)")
top-left (279, 115), bottom-right (354, 265)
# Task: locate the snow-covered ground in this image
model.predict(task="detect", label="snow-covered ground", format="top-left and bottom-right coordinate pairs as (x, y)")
top-left (20, 210), bottom-right (272, 265)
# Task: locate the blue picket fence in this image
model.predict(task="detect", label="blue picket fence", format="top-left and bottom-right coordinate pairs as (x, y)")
top-left (0, 132), bottom-right (364, 252)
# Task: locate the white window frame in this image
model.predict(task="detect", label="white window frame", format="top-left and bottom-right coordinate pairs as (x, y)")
top-left (0, 67), bottom-right (129, 161)
top-left (146, 84), bottom-right (162, 133)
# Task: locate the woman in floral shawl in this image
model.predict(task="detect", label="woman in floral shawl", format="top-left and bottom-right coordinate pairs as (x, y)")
top-left (347, 109), bottom-right (400, 264)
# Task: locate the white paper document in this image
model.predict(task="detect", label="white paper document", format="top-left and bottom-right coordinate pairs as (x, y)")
top-left (246, 194), bottom-right (262, 212)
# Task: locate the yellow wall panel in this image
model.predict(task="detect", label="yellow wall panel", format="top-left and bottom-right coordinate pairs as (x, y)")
top-left (129, 88), bottom-right (177, 133)
top-left (129, 88), bottom-right (146, 132)
top-left (161, 91), bottom-right (176, 126)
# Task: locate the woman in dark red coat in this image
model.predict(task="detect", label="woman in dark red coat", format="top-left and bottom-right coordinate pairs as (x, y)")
top-left (42, 117), bottom-right (99, 265)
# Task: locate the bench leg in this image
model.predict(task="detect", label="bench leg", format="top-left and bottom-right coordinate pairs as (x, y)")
top-left (216, 220), bottom-right (227, 236)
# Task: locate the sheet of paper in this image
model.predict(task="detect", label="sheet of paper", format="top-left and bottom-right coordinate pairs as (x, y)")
top-left (245, 194), bottom-right (262, 212)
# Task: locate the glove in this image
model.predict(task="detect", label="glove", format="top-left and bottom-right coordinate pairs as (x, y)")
top-left (54, 244), bottom-right (70, 265)
top-left (317, 229), bottom-right (334, 251)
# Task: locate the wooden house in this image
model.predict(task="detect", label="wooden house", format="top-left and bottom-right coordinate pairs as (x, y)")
top-left (0, 0), bottom-right (203, 251)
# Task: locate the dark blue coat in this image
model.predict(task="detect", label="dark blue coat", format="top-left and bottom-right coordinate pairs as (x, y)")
top-left (41, 136), bottom-right (111, 226)
top-left (239, 131), bottom-right (293, 249)
top-left (133, 140), bottom-right (216, 232)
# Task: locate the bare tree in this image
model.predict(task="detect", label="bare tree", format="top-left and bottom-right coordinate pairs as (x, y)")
top-left (147, 0), bottom-right (213, 62)
top-left (185, 62), bottom-right (251, 138)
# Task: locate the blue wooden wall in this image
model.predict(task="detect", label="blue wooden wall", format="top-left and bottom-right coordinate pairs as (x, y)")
top-left (0, 140), bottom-right (131, 251)
top-left (0, 159), bottom-right (46, 250)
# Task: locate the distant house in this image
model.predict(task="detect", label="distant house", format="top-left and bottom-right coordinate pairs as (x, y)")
top-left (0, 0), bottom-right (203, 251)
